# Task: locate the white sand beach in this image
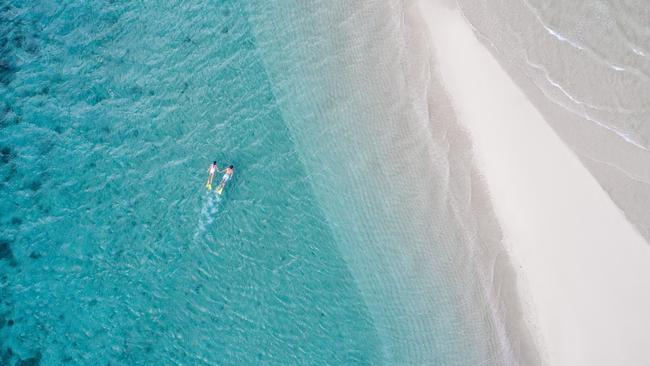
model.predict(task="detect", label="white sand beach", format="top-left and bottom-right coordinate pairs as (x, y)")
top-left (417, 1), bottom-right (650, 365)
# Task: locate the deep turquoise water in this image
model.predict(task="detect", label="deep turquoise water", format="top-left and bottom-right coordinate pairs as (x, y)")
top-left (0, 1), bottom-right (383, 364)
top-left (1, 1), bottom-right (500, 365)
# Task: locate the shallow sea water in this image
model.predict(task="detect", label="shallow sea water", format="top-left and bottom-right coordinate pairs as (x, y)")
top-left (0, 1), bottom-right (384, 364)
top-left (0, 0), bottom-right (502, 365)
top-left (456, 0), bottom-right (650, 242)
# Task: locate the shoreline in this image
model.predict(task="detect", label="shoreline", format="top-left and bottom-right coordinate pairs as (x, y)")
top-left (248, 0), bottom-right (537, 363)
top-left (454, 0), bottom-right (650, 243)
top-left (417, 1), bottom-right (650, 365)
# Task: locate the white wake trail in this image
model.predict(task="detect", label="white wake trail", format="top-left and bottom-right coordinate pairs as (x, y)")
top-left (193, 191), bottom-right (221, 242)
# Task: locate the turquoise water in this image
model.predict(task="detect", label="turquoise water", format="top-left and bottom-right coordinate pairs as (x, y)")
top-left (1, 0), bottom-right (502, 365)
top-left (0, 1), bottom-right (382, 364)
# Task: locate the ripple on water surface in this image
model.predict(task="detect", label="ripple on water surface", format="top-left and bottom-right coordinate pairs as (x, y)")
top-left (0, 1), bottom-right (381, 364)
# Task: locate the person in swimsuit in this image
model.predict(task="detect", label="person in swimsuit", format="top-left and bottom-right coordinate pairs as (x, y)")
top-left (216, 165), bottom-right (234, 192)
top-left (206, 161), bottom-right (218, 189)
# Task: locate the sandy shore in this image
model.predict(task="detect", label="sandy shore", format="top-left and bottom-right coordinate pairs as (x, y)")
top-left (417, 1), bottom-right (650, 365)
top-left (454, 0), bottom-right (650, 244)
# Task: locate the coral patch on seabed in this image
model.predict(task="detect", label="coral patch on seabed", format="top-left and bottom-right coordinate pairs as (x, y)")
top-left (0, 240), bottom-right (17, 267)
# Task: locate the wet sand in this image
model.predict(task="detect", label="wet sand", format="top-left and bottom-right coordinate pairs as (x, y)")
top-left (417, 1), bottom-right (650, 364)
